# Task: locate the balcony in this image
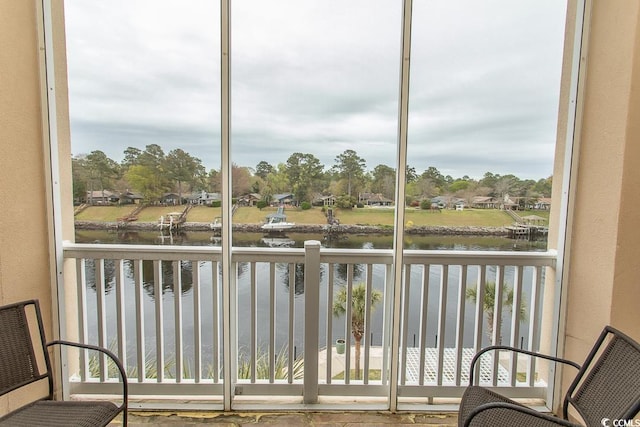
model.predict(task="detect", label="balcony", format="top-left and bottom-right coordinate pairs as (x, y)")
top-left (62, 241), bottom-right (556, 413)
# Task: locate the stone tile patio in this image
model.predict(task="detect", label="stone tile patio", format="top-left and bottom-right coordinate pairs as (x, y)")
top-left (119, 410), bottom-right (458, 426)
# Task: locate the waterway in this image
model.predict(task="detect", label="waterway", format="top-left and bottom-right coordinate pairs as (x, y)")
top-left (75, 230), bottom-right (548, 376)
top-left (75, 229), bottom-right (548, 251)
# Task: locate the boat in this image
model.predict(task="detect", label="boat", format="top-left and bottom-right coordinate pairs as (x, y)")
top-left (210, 217), bottom-right (222, 230)
top-left (261, 206), bottom-right (295, 231)
top-left (260, 237), bottom-right (295, 247)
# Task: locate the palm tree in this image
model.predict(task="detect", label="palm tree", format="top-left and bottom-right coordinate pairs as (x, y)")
top-left (332, 282), bottom-right (382, 380)
top-left (465, 281), bottom-right (527, 343)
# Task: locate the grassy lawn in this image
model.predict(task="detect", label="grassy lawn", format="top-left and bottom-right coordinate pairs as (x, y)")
top-left (135, 206), bottom-right (188, 222)
top-left (187, 206), bottom-right (221, 222)
top-left (234, 206), bottom-right (327, 224)
top-left (336, 207), bottom-right (515, 227)
top-left (75, 206), bottom-right (138, 221)
top-left (75, 204), bottom-right (548, 227)
top-left (518, 209), bottom-right (550, 222)
top-left (332, 369), bottom-right (382, 380)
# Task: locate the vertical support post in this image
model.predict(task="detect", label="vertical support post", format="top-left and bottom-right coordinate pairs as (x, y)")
top-left (390, 0), bottom-right (413, 411)
top-left (303, 240), bottom-right (321, 404)
top-left (547, 0), bottom-right (590, 411)
top-left (39, 0), bottom-right (69, 400)
top-left (220, 0), bottom-right (233, 410)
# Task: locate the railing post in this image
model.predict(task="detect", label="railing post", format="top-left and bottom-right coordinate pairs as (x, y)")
top-left (304, 240), bottom-right (321, 404)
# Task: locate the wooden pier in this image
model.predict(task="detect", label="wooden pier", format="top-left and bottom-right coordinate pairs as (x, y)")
top-left (506, 224), bottom-right (548, 239)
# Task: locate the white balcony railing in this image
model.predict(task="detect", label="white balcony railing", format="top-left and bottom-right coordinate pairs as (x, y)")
top-left (62, 241), bottom-right (556, 410)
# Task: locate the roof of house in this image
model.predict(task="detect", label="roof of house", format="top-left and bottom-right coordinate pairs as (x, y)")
top-left (273, 193), bottom-right (294, 200)
top-left (87, 190), bottom-right (116, 198)
top-left (120, 191), bottom-right (143, 199)
top-left (365, 194), bottom-right (393, 202)
top-left (472, 196), bottom-right (496, 203)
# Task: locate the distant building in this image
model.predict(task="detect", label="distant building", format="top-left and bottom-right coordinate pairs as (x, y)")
top-left (472, 196), bottom-right (499, 209)
top-left (86, 190), bottom-right (118, 205)
top-left (188, 191), bottom-right (222, 206)
top-left (272, 193), bottom-right (296, 206)
top-left (237, 193), bottom-right (262, 207)
top-left (501, 194), bottom-right (519, 210)
top-left (312, 194), bottom-right (336, 207)
top-left (161, 193), bottom-right (182, 205)
top-left (358, 192), bottom-right (393, 206)
top-left (118, 191), bottom-right (143, 205)
top-left (431, 195), bottom-right (464, 209)
top-left (534, 197), bottom-right (552, 210)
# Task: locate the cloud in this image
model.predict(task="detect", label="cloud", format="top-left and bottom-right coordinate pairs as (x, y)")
top-left (64, 0), bottom-right (566, 180)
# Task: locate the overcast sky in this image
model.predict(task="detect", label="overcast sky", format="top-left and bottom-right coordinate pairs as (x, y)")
top-left (64, 0), bottom-right (567, 180)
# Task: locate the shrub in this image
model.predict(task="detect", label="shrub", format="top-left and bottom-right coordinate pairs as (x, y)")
top-left (300, 201), bottom-right (312, 210)
top-left (210, 201), bottom-right (221, 208)
top-left (256, 200), bottom-right (267, 210)
top-left (420, 199), bottom-right (431, 210)
top-left (336, 195), bottom-right (356, 209)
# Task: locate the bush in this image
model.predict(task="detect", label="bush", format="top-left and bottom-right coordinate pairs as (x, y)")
top-left (420, 199), bottom-right (431, 210)
top-left (256, 200), bottom-right (267, 210)
top-left (336, 195), bottom-right (356, 209)
top-left (210, 201), bottom-right (221, 208)
top-left (300, 201), bottom-right (312, 210)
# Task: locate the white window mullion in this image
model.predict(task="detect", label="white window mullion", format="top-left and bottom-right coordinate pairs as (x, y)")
top-left (220, 0), bottom-right (233, 411)
top-left (389, 0), bottom-right (413, 412)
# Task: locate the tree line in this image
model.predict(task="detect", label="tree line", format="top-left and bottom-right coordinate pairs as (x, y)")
top-left (72, 144), bottom-right (552, 207)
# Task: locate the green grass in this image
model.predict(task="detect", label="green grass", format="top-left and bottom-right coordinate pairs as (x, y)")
top-left (337, 207), bottom-right (515, 227)
top-left (135, 206), bottom-right (187, 222)
top-left (75, 206), bottom-right (138, 221)
top-left (332, 369), bottom-right (382, 380)
top-left (234, 206), bottom-right (327, 224)
top-left (187, 206), bottom-right (221, 222)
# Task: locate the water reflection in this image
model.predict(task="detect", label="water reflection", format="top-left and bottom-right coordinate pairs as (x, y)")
top-left (75, 229), bottom-right (547, 251)
top-left (279, 263), bottom-right (306, 295)
top-left (84, 258), bottom-right (194, 297)
top-left (78, 231), bottom-right (546, 371)
top-left (140, 260), bottom-right (194, 297)
top-left (334, 263), bottom-right (366, 283)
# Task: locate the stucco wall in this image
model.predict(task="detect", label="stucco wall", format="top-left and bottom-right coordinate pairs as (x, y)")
top-left (0, 0), bottom-right (57, 413)
top-left (0, 3), bottom-right (53, 310)
top-left (561, 0), bottom-right (640, 390)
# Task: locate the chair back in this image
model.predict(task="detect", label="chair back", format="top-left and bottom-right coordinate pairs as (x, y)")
top-left (565, 326), bottom-right (640, 425)
top-left (0, 300), bottom-right (52, 397)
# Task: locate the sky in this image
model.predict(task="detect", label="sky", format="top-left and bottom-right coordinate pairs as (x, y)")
top-left (64, 0), bottom-right (567, 180)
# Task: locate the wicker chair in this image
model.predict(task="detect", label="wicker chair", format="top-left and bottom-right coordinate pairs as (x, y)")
top-left (0, 299), bottom-right (127, 426)
top-left (459, 326), bottom-right (640, 427)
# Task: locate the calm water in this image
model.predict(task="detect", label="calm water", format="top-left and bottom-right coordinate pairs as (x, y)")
top-left (75, 230), bottom-right (547, 373)
top-left (75, 229), bottom-right (548, 251)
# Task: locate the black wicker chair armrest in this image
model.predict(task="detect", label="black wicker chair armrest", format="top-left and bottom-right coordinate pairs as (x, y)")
top-left (468, 345), bottom-right (581, 386)
top-left (46, 340), bottom-right (128, 417)
top-left (464, 401), bottom-right (581, 427)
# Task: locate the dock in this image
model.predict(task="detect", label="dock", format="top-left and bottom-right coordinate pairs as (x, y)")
top-left (506, 224), bottom-right (548, 239)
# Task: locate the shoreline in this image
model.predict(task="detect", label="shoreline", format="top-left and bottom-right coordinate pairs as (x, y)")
top-left (75, 220), bottom-right (511, 236)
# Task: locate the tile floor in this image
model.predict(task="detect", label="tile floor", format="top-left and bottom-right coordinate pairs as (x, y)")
top-left (120, 410), bottom-right (458, 426)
